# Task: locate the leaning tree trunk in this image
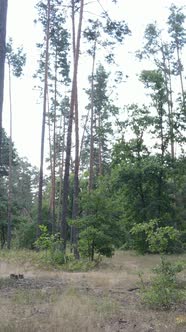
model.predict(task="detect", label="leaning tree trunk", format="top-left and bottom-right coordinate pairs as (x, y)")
top-left (37, 0), bottom-right (50, 237)
top-left (61, 0), bottom-right (84, 250)
top-left (0, 0), bottom-right (8, 165)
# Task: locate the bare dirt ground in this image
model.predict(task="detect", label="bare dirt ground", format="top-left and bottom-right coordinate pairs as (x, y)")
top-left (0, 251), bottom-right (186, 331)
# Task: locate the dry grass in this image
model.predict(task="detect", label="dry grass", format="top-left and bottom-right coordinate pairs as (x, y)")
top-left (0, 250), bottom-right (186, 331)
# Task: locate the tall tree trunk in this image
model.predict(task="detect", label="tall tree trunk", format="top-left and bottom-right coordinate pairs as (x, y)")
top-left (61, 0), bottom-right (84, 250)
top-left (47, 93), bottom-right (54, 231)
top-left (98, 110), bottom-right (102, 176)
top-left (175, 39), bottom-right (185, 105)
top-left (51, 47), bottom-right (58, 234)
top-left (0, 0), bottom-right (8, 165)
top-left (37, 0), bottom-right (50, 237)
top-left (71, 0), bottom-right (80, 259)
top-left (158, 105), bottom-right (165, 218)
top-left (71, 84), bottom-right (80, 258)
top-left (168, 60), bottom-right (174, 159)
top-left (57, 113), bottom-right (65, 228)
top-left (7, 61), bottom-right (12, 249)
top-left (88, 40), bottom-right (96, 192)
top-left (161, 45), bottom-right (174, 160)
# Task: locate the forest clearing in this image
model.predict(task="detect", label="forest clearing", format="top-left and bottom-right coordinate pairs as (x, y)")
top-left (0, 250), bottom-right (186, 332)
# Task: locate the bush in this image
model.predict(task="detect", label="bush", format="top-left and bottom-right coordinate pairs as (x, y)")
top-left (34, 225), bottom-right (65, 265)
top-left (140, 256), bottom-right (184, 309)
top-left (131, 219), bottom-right (181, 254)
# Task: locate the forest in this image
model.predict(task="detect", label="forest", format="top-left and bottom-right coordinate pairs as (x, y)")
top-left (1, 1), bottom-right (186, 330)
top-left (0, 0), bottom-right (186, 259)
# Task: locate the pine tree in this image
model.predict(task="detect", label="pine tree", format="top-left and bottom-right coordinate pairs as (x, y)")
top-left (0, 0), bottom-right (8, 166)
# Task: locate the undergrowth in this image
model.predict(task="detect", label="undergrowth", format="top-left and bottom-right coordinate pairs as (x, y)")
top-left (139, 256), bottom-right (185, 310)
top-left (0, 249), bottom-right (100, 271)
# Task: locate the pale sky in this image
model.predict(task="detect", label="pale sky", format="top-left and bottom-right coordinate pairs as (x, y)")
top-left (3, 0), bottom-right (186, 168)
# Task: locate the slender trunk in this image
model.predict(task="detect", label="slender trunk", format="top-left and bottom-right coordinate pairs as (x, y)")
top-left (137, 147), bottom-right (146, 221)
top-left (71, 1), bottom-right (80, 259)
top-left (168, 61), bottom-right (174, 159)
top-left (176, 40), bottom-right (185, 105)
top-left (51, 48), bottom-right (58, 234)
top-left (37, 0), bottom-right (50, 237)
top-left (158, 105), bottom-right (164, 218)
top-left (80, 108), bottom-right (90, 162)
top-left (57, 114), bottom-right (65, 227)
top-left (0, 0), bottom-right (8, 165)
top-left (89, 40), bottom-right (96, 192)
top-left (61, 0), bottom-right (84, 250)
top-left (161, 45), bottom-right (174, 160)
top-left (47, 94), bottom-right (54, 230)
top-left (0, 0), bottom-right (8, 166)
top-left (72, 84), bottom-right (80, 258)
top-left (7, 61), bottom-right (12, 249)
top-left (98, 111), bottom-right (102, 176)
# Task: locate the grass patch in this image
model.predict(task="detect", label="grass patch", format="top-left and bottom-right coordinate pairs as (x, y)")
top-left (0, 249), bottom-right (100, 272)
top-left (12, 288), bottom-right (58, 305)
top-left (0, 249), bottom-right (42, 268)
top-left (50, 288), bottom-right (118, 332)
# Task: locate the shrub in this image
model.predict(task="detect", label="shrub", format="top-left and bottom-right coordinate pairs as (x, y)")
top-left (34, 225), bottom-right (65, 265)
top-left (140, 256), bottom-right (184, 309)
top-left (131, 219), bottom-right (181, 254)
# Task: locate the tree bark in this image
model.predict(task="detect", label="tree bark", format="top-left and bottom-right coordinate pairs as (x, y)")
top-left (88, 40), bottom-right (96, 192)
top-left (0, 0), bottom-right (8, 165)
top-left (98, 110), bottom-right (102, 176)
top-left (161, 44), bottom-right (174, 160)
top-left (71, 1), bottom-right (80, 259)
top-left (37, 0), bottom-right (50, 237)
top-left (57, 114), bottom-right (65, 227)
top-left (51, 47), bottom-right (58, 234)
top-left (7, 61), bottom-right (12, 249)
top-left (61, 0), bottom-right (84, 250)
top-left (175, 39), bottom-right (185, 106)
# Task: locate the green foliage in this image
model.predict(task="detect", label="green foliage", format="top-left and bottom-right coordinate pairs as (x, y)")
top-left (6, 38), bottom-right (26, 77)
top-left (13, 219), bottom-right (36, 249)
top-left (34, 225), bottom-right (65, 265)
top-left (79, 226), bottom-right (114, 261)
top-left (131, 219), bottom-right (181, 254)
top-left (78, 177), bottom-right (121, 260)
top-left (140, 257), bottom-right (184, 309)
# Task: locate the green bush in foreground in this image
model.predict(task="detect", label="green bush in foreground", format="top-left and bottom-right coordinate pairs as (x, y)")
top-left (139, 256), bottom-right (184, 309)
